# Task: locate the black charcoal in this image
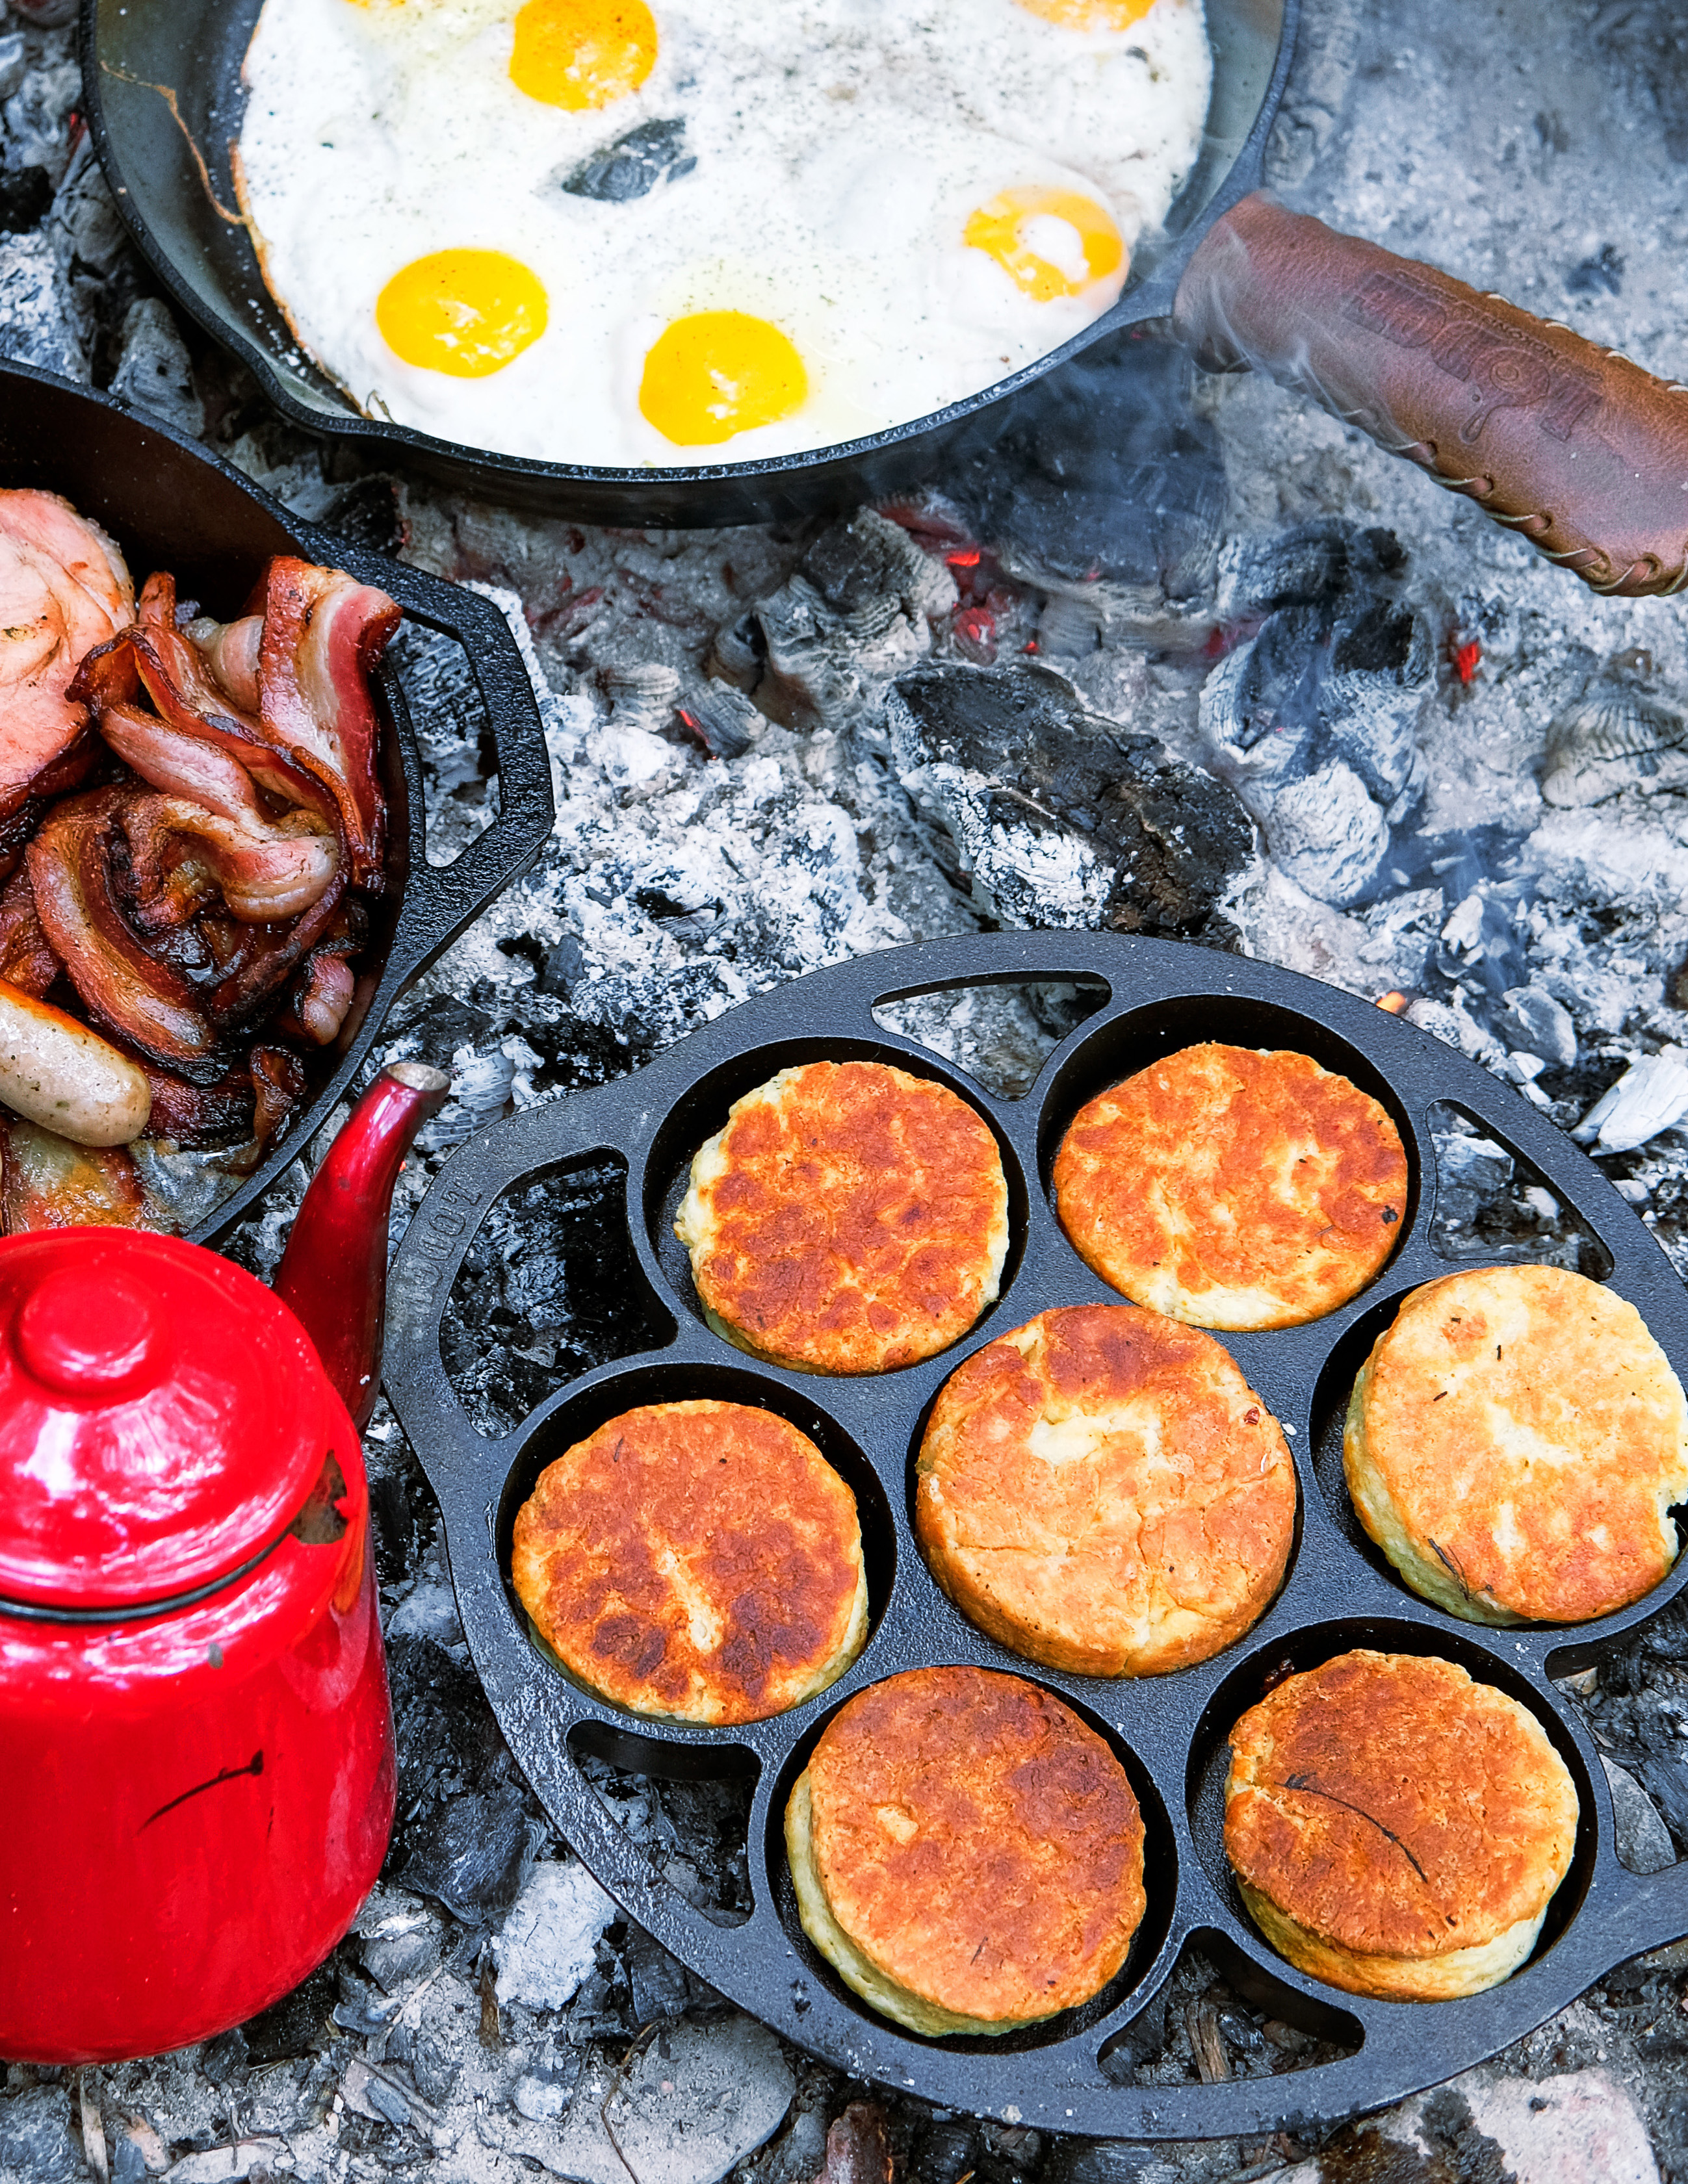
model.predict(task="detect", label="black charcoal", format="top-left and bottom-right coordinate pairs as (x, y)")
top-left (889, 660), bottom-right (1254, 938)
top-left (558, 117), bottom-right (695, 201)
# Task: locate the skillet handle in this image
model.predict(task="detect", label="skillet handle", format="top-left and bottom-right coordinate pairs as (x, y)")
top-left (1172, 191), bottom-right (1688, 599)
top-left (299, 533), bottom-right (556, 978)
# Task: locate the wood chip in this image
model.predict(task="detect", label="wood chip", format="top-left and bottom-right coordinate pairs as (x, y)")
top-left (1188, 1999), bottom-right (1231, 2085)
top-left (78, 2075), bottom-right (109, 2184)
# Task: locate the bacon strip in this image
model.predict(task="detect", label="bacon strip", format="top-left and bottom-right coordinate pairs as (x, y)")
top-left (255, 559), bottom-right (398, 887)
top-left (251, 1044), bottom-right (307, 1150)
top-left (73, 623), bottom-right (340, 829)
top-left (138, 1057), bottom-right (256, 1146)
top-left (206, 871), bottom-right (348, 1031)
top-left (138, 572), bottom-right (263, 736)
top-left (0, 864), bottom-right (58, 997)
top-left (25, 788), bottom-right (220, 1069)
top-left (98, 701), bottom-right (270, 826)
top-left (120, 794), bottom-right (339, 929)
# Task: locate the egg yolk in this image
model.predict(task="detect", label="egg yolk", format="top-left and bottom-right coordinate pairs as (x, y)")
top-left (510, 0), bottom-right (656, 109)
top-left (376, 250), bottom-right (548, 377)
top-left (639, 312), bottom-right (808, 445)
top-left (964, 189), bottom-right (1124, 303)
top-left (1014, 0), bottom-right (1162, 26)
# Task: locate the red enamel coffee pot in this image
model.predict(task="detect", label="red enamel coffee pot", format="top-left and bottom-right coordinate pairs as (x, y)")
top-left (0, 1061), bottom-right (448, 2064)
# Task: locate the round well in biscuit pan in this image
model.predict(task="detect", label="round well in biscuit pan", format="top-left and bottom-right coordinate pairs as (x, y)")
top-left (673, 1057), bottom-right (1011, 1375)
top-left (1053, 1042), bottom-right (1410, 1331)
top-left (915, 1302), bottom-right (1297, 1677)
top-left (783, 1664), bottom-right (1147, 2037)
top-left (1221, 1649), bottom-right (1581, 2003)
top-left (510, 1396), bottom-right (868, 1726)
top-left (1344, 1265), bottom-right (1688, 1628)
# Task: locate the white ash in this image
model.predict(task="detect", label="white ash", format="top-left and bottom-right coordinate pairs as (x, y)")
top-left (0, 225), bottom-right (81, 376)
top-left (1576, 1048), bottom-right (1688, 1159)
top-left (493, 1863), bottom-right (617, 2015)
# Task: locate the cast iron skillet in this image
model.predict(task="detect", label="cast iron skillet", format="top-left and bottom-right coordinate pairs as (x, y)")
top-left (0, 359), bottom-right (555, 1242)
top-left (79, 0), bottom-right (1296, 524)
top-left (84, 1), bottom-right (1688, 596)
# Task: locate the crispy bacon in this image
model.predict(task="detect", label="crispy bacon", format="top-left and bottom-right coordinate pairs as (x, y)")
top-left (206, 871), bottom-right (348, 1031)
top-left (134, 1043), bottom-right (308, 1168)
top-left (120, 793), bottom-right (339, 929)
top-left (138, 1058), bottom-right (255, 1146)
top-left (97, 700), bottom-right (269, 825)
top-left (2, 528), bottom-right (393, 1233)
top-left (73, 621), bottom-right (342, 831)
top-left (138, 572), bottom-right (263, 735)
top-left (255, 559), bottom-right (398, 887)
top-left (25, 788), bottom-right (220, 1069)
top-left (0, 863), bottom-right (58, 997)
top-left (0, 493), bottom-right (133, 819)
top-left (251, 1044), bottom-right (307, 1149)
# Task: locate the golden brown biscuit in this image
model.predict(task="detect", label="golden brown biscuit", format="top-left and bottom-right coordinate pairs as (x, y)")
top-left (1224, 1649), bottom-right (1579, 2001)
top-left (511, 1400), bottom-right (866, 1724)
top-left (915, 1304), bottom-right (1295, 1676)
top-left (1345, 1265), bottom-right (1688, 1626)
top-left (786, 1665), bottom-right (1146, 2034)
top-left (674, 1059), bottom-right (1009, 1374)
top-left (1052, 1043), bottom-right (1407, 1330)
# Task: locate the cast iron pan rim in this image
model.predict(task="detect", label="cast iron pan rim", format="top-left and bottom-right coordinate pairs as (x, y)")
top-left (0, 357), bottom-right (552, 1247)
top-left (77, 0), bottom-right (1299, 494)
top-left (382, 931), bottom-right (1688, 2138)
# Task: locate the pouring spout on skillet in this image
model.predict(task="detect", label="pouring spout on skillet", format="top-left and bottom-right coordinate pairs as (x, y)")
top-left (1173, 190), bottom-right (1688, 599)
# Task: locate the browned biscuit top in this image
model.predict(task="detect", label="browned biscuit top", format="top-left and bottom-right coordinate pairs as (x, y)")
top-left (1052, 1044), bottom-right (1408, 1330)
top-left (806, 1665), bottom-right (1147, 2023)
top-left (1349, 1265), bottom-right (1688, 1624)
top-left (1224, 1651), bottom-right (1579, 1961)
top-left (681, 1059), bottom-right (1008, 1374)
top-left (511, 1400), bottom-right (863, 1724)
top-left (915, 1304), bottom-right (1295, 1676)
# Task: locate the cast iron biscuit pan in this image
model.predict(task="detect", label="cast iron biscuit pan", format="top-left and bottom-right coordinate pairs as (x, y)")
top-left (0, 359), bottom-right (555, 1243)
top-left (383, 932), bottom-right (1688, 2141)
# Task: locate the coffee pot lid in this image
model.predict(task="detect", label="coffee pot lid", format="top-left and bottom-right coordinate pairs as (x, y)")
top-left (0, 1228), bottom-right (340, 1613)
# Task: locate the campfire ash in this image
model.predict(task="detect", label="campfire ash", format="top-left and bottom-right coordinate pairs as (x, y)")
top-left (12, 0), bottom-right (1688, 2179)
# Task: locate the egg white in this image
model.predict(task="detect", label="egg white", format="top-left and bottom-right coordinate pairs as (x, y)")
top-left (235, 0), bottom-right (1212, 464)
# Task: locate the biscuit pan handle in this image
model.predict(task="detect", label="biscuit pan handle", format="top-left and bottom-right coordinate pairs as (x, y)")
top-left (1576, 1851), bottom-right (1688, 1979)
top-left (383, 1081), bottom-right (647, 1484)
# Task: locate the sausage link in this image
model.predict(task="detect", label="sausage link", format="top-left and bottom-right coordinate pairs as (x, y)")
top-left (0, 978), bottom-right (152, 1146)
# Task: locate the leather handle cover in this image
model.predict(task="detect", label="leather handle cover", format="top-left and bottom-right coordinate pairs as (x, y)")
top-left (1172, 192), bottom-right (1688, 598)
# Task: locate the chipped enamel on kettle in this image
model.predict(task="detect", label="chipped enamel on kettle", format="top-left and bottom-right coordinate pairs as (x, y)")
top-left (0, 1061), bottom-right (448, 2064)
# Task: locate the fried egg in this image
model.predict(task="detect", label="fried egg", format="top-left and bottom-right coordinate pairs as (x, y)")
top-left (235, 0), bottom-right (1210, 465)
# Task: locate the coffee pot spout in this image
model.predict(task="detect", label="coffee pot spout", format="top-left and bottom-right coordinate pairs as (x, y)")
top-left (274, 1061), bottom-right (452, 1430)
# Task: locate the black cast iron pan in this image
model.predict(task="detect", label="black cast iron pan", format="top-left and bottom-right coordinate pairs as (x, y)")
top-left (0, 359), bottom-right (555, 1242)
top-left (383, 931), bottom-right (1688, 2140)
top-left (80, 0), bottom-right (1688, 595)
top-left (80, 0), bottom-right (1290, 525)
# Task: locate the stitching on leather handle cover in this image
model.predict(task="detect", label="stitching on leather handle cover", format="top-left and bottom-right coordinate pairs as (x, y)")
top-left (1173, 193), bottom-right (1688, 600)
